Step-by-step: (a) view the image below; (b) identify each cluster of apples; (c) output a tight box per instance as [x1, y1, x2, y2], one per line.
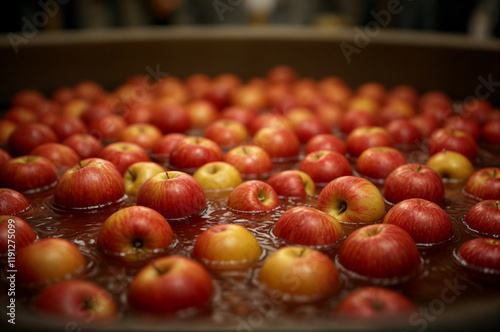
[0, 65, 499, 324]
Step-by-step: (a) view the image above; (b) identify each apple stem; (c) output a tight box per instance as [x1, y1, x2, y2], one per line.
[493, 170, 497, 177]
[165, 172, 170, 179]
[152, 261, 164, 275]
[298, 247, 307, 257]
[416, 165, 422, 172]
[242, 147, 247, 154]
[496, 201, 499, 210]
[82, 297, 93, 311]
[338, 202, 347, 214]
[128, 169, 137, 181]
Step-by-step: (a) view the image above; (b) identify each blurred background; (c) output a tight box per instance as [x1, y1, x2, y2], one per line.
[1, 0, 499, 38]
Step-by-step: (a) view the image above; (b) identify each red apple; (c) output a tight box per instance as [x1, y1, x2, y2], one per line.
[193, 224, 262, 270]
[186, 100, 219, 129]
[425, 150, 475, 181]
[204, 81, 232, 110]
[388, 85, 418, 106]
[464, 200, 500, 237]
[315, 103, 344, 129]
[4, 107, 38, 125]
[62, 133, 104, 159]
[428, 129, 477, 162]
[89, 114, 127, 142]
[151, 133, 187, 164]
[335, 287, 416, 320]
[220, 105, 258, 129]
[0, 189, 30, 215]
[317, 176, 385, 224]
[128, 255, 214, 313]
[50, 115, 87, 141]
[7, 123, 58, 157]
[267, 65, 297, 84]
[184, 73, 212, 99]
[203, 119, 248, 149]
[357, 82, 386, 105]
[249, 113, 293, 136]
[74, 80, 105, 102]
[443, 116, 481, 141]
[123, 105, 154, 124]
[252, 127, 300, 161]
[457, 238, 500, 272]
[51, 86, 75, 105]
[304, 134, 346, 155]
[0, 120, 18, 144]
[461, 98, 493, 125]
[383, 198, 453, 245]
[0, 215, 36, 254]
[99, 142, 150, 176]
[293, 117, 332, 144]
[346, 126, 393, 158]
[61, 99, 90, 118]
[124, 161, 167, 196]
[34, 279, 117, 322]
[0, 148, 12, 167]
[169, 136, 223, 171]
[227, 180, 279, 213]
[98, 206, 174, 263]
[258, 247, 340, 301]
[274, 206, 344, 246]
[137, 171, 206, 220]
[356, 147, 407, 181]
[339, 111, 377, 135]
[223, 145, 274, 179]
[17, 238, 86, 285]
[410, 115, 439, 139]
[118, 124, 163, 151]
[231, 85, 267, 111]
[385, 118, 422, 146]
[377, 99, 415, 126]
[80, 103, 113, 126]
[54, 158, 125, 209]
[384, 164, 445, 205]
[0, 156, 58, 193]
[11, 89, 45, 110]
[420, 100, 453, 126]
[266, 170, 315, 198]
[339, 223, 421, 279]
[482, 119, 500, 145]
[193, 161, 243, 191]
[29, 143, 80, 171]
[347, 96, 379, 114]
[299, 150, 352, 184]
[465, 168, 500, 200]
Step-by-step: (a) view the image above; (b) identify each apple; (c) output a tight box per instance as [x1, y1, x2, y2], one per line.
[203, 119, 248, 149]
[0, 120, 18, 144]
[334, 287, 416, 320]
[383, 198, 453, 245]
[34, 279, 117, 322]
[347, 96, 379, 115]
[356, 147, 407, 181]
[50, 115, 87, 141]
[0, 148, 12, 167]
[410, 114, 439, 139]
[54, 158, 125, 209]
[29, 143, 80, 171]
[193, 224, 262, 270]
[137, 171, 207, 220]
[482, 119, 500, 145]
[315, 103, 344, 129]
[151, 104, 191, 135]
[339, 111, 377, 135]
[184, 73, 212, 99]
[273, 206, 344, 246]
[0, 156, 58, 193]
[285, 108, 315, 126]
[292, 117, 332, 144]
[123, 105, 154, 124]
[169, 136, 223, 171]
[465, 167, 500, 200]
[51, 86, 75, 105]
[128, 255, 214, 314]
[0, 215, 36, 254]
[98, 206, 174, 263]
[17, 238, 86, 285]
[62, 133, 104, 160]
[443, 116, 481, 141]
[227, 180, 279, 213]
[267, 65, 297, 84]
[419, 90, 451, 108]
[377, 99, 415, 126]
[186, 100, 219, 129]
[249, 113, 293, 136]
[89, 114, 127, 142]
[266, 170, 315, 198]
[7, 123, 58, 157]
[118, 123, 163, 150]
[388, 85, 418, 106]
[346, 126, 394, 158]
[61, 99, 91, 118]
[220, 105, 258, 129]
[0, 189, 30, 215]
[425, 150, 475, 181]
[11, 88, 45, 109]
[420, 100, 454, 126]
[258, 247, 340, 301]
[151, 133, 186, 164]
[357, 82, 386, 105]
[252, 127, 300, 161]
[461, 98, 493, 125]
[223, 145, 274, 179]
[464, 200, 500, 237]
[124, 161, 166, 196]
[304, 134, 346, 155]
[99, 142, 151, 176]
[384, 164, 445, 205]
[385, 118, 422, 146]
[74, 80, 105, 102]
[317, 176, 385, 224]
[193, 161, 243, 191]
[80, 103, 113, 126]
[231, 85, 267, 111]
[298, 150, 352, 184]
[338, 223, 421, 279]
[457, 238, 500, 272]
[4, 107, 38, 125]
[204, 81, 233, 110]
[428, 129, 477, 162]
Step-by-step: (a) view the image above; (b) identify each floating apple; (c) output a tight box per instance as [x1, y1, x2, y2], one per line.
[339, 111, 377, 135]
[339, 223, 421, 280]
[384, 164, 445, 205]
[54, 158, 125, 209]
[0, 188, 30, 215]
[193, 224, 262, 270]
[258, 247, 340, 301]
[299, 150, 352, 184]
[273, 206, 344, 246]
[220, 105, 258, 129]
[203, 119, 248, 149]
[0, 156, 58, 193]
[223, 145, 274, 179]
[428, 129, 477, 162]
[252, 127, 300, 161]
[123, 161, 166, 196]
[482, 119, 500, 145]
[89, 114, 126, 142]
[249, 113, 292, 136]
[464, 200, 500, 237]
[169, 136, 223, 171]
[443, 116, 481, 141]
[304, 134, 346, 155]
[193, 161, 243, 191]
[457, 238, 500, 272]
[186, 100, 219, 129]
[29, 143, 80, 171]
[293, 117, 332, 144]
[99, 142, 151, 176]
[317, 176, 385, 224]
[383, 198, 453, 245]
[465, 168, 500, 200]
[151, 105, 191, 134]
[7, 123, 58, 157]
[385, 118, 422, 146]
[118, 123, 163, 151]
[356, 147, 407, 181]
[62, 133, 104, 160]
[137, 171, 207, 220]
[266, 170, 315, 198]
[228, 180, 279, 213]
[425, 150, 474, 182]
[0, 215, 36, 254]
[128, 255, 214, 314]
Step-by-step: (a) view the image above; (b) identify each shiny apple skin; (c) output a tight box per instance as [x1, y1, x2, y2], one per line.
[0, 215, 36, 254]
[465, 168, 500, 200]
[457, 238, 500, 272]
[228, 180, 279, 213]
[266, 170, 315, 198]
[464, 200, 500, 237]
